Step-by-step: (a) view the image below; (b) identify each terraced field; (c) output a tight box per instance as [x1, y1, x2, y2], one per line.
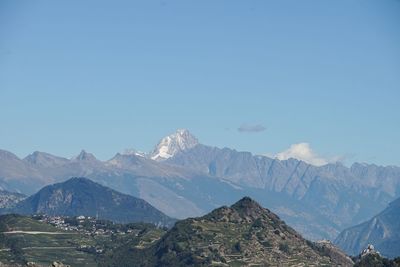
[100, 197, 354, 267]
[0, 214, 165, 266]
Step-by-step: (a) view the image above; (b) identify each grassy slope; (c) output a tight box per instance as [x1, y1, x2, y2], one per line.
[0, 214, 165, 267]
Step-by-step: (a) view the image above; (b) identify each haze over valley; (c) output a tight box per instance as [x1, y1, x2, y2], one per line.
[1, 0, 399, 266]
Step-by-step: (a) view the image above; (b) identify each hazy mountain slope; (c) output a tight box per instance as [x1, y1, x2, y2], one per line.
[101, 197, 353, 267]
[167, 144, 400, 199]
[0, 148, 227, 221]
[6, 177, 176, 227]
[24, 151, 70, 168]
[166, 143, 400, 238]
[5, 147, 206, 194]
[334, 197, 400, 258]
[0, 150, 41, 180]
[24, 150, 113, 185]
[0, 149, 114, 194]
[0, 149, 51, 193]
[106, 152, 200, 179]
[0, 190, 25, 208]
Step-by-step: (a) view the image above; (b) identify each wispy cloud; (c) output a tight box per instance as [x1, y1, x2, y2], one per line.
[237, 124, 266, 133]
[270, 142, 340, 166]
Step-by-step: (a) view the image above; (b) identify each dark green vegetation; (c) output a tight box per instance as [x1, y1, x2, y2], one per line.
[0, 214, 58, 232]
[0, 214, 165, 267]
[353, 253, 400, 267]
[99, 197, 354, 267]
[335, 196, 400, 258]
[2, 177, 175, 227]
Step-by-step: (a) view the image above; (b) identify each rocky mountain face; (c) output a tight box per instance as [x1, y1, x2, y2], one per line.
[4, 177, 175, 227]
[167, 144, 400, 201]
[102, 197, 353, 267]
[150, 129, 199, 161]
[334, 196, 400, 258]
[0, 129, 399, 241]
[0, 190, 25, 208]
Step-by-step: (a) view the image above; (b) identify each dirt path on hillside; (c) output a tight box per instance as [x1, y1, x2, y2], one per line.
[2, 230, 76, 235]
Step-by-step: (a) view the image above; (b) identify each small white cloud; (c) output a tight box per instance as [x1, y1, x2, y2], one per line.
[273, 143, 335, 166]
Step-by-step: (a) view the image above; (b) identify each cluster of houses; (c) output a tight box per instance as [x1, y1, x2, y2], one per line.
[33, 214, 131, 236]
[31, 214, 145, 255]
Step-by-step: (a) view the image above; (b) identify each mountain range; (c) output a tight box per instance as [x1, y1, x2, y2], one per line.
[0, 129, 399, 241]
[0, 197, 356, 267]
[335, 196, 400, 258]
[2, 177, 175, 227]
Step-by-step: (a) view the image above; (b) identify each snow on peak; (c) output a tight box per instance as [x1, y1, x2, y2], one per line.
[150, 129, 199, 161]
[122, 148, 147, 158]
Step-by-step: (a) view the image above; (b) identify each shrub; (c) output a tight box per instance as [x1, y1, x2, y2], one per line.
[232, 241, 242, 253]
[261, 240, 272, 247]
[279, 243, 290, 254]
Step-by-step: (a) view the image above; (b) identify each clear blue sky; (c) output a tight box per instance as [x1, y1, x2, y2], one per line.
[0, 0, 399, 166]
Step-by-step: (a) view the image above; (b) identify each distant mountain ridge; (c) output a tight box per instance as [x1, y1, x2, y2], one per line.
[4, 177, 175, 227]
[24, 151, 70, 168]
[334, 196, 400, 258]
[0, 129, 399, 241]
[166, 143, 400, 238]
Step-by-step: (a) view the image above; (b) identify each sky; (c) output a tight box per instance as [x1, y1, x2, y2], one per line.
[0, 0, 399, 166]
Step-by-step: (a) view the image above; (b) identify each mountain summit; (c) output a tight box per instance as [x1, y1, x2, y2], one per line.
[103, 197, 353, 266]
[7, 177, 175, 227]
[73, 150, 97, 162]
[24, 151, 69, 168]
[150, 129, 199, 161]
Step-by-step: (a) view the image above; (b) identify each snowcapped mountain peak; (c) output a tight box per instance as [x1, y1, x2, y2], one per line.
[150, 129, 199, 161]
